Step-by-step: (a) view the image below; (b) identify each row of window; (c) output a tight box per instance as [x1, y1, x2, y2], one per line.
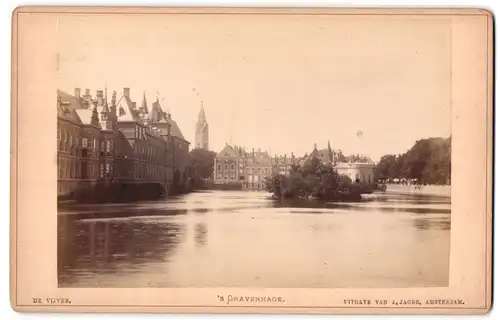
[135, 125, 147, 140]
[216, 164, 235, 171]
[244, 183, 266, 189]
[216, 174, 237, 180]
[99, 163, 113, 178]
[58, 130, 101, 153]
[134, 143, 167, 164]
[130, 162, 168, 181]
[345, 172, 372, 183]
[216, 164, 273, 174]
[58, 158, 99, 180]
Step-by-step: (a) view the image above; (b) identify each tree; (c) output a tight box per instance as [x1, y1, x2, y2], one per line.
[188, 148, 217, 181]
[265, 154, 361, 201]
[374, 136, 451, 185]
[374, 154, 398, 180]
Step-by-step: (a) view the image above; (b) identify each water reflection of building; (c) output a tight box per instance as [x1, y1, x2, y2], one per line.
[194, 223, 208, 246]
[57, 217, 186, 286]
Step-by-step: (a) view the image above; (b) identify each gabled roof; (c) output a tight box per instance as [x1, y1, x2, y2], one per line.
[116, 95, 143, 124]
[318, 149, 332, 161]
[74, 109, 93, 125]
[167, 118, 186, 140]
[57, 90, 85, 124]
[217, 144, 239, 158]
[149, 100, 168, 124]
[148, 99, 187, 141]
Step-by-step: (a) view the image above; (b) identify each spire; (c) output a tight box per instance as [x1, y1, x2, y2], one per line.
[197, 101, 207, 123]
[91, 102, 99, 127]
[314, 143, 317, 150]
[102, 86, 110, 112]
[104, 86, 108, 105]
[141, 91, 149, 114]
[327, 140, 333, 164]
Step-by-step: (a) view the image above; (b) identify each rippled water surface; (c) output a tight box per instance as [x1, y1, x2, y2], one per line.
[58, 190, 450, 288]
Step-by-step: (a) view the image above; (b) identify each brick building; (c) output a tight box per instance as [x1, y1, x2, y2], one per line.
[57, 87, 190, 201]
[213, 144, 240, 185]
[243, 149, 273, 190]
[213, 145, 275, 190]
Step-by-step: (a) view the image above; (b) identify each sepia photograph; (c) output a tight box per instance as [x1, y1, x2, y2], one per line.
[56, 10, 452, 289]
[11, 6, 492, 314]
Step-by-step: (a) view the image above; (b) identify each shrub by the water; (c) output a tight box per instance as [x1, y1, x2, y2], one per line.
[264, 158, 364, 202]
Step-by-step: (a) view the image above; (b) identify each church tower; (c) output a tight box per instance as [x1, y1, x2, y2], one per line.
[195, 101, 209, 150]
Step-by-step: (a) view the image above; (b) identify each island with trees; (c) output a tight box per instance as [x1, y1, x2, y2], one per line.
[263, 157, 369, 201]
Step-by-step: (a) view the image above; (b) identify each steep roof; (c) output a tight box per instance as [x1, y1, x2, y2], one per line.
[318, 149, 332, 161]
[57, 90, 85, 124]
[217, 144, 239, 158]
[74, 109, 93, 125]
[148, 98, 187, 141]
[197, 105, 207, 123]
[116, 95, 143, 123]
[167, 118, 186, 140]
[149, 100, 168, 124]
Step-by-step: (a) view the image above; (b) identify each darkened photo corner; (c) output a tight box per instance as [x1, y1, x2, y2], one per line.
[57, 14, 451, 288]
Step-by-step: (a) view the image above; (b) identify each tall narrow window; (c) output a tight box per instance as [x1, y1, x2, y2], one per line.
[106, 140, 112, 156]
[82, 137, 88, 148]
[100, 164, 104, 178]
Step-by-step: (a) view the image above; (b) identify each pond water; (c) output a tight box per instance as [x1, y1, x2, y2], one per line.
[58, 190, 450, 288]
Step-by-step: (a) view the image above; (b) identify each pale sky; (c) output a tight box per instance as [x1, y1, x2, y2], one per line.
[57, 14, 451, 161]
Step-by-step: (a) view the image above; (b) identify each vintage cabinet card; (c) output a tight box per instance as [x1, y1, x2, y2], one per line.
[10, 6, 492, 314]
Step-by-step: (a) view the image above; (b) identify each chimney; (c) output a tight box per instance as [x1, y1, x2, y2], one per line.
[96, 90, 104, 105]
[84, 88, 90, 97]
[74, 88, 81, 99]
[123, 87, 130, 98]
[111, 90, 117, 105]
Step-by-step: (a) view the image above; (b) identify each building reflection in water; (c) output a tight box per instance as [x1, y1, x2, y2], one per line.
[413, 217, 451, 230]
[58, 213, 185, 287]
[194, 223, 208, 246]
[57, 191, 450, 288]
